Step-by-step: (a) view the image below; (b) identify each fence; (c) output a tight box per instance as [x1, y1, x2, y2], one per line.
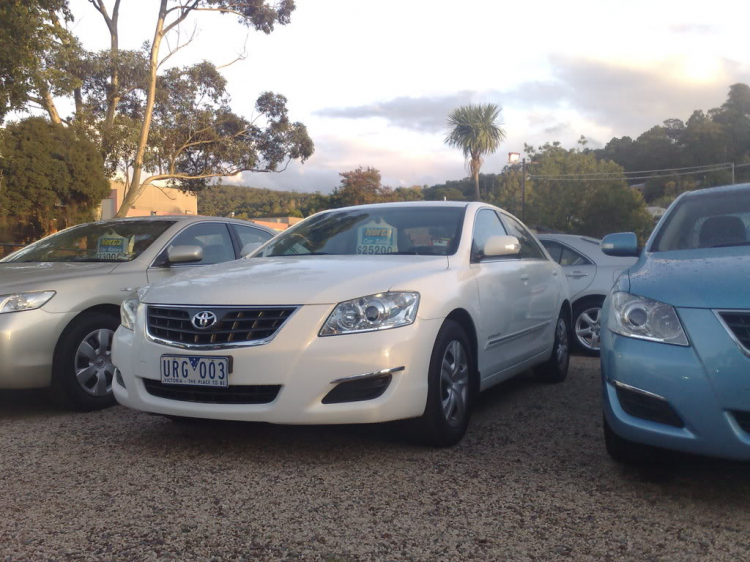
[0, 243, 24, 259]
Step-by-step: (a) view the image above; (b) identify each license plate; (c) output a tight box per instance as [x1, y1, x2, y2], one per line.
[160, 355, 230, 387]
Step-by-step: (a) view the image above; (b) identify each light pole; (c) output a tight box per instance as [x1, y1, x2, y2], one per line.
[508, 152, 526, 222]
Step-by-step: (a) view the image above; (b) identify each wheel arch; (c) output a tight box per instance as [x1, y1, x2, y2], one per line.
[53, 304, 121, 358]
[444, 308, 480, 392]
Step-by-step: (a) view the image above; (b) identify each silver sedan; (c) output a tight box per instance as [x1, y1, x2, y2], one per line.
[538, 234, 637, 355]
[0, 216, 274, 409]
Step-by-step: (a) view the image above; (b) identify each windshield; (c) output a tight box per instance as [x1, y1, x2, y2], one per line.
[3, 220, 175, 263]
[259, 206, 466, 257]
[651, 189, 750, 252]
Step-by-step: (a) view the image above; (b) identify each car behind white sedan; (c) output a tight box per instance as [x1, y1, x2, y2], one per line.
[113, 202, 571, 445]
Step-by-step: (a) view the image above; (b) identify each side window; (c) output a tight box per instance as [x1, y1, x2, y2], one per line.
[158, 222, 235, 266]
[559, 246, 591, 266]
[540, 240, 563, 263]
[472, 209, 508, 261]
[501, 215, 545, 260]
[233, 224, 273, 254]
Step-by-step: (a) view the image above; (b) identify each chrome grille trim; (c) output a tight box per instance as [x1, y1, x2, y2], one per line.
[145, 304, 299, 350]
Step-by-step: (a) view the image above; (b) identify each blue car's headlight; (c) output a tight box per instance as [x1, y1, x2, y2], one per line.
[608, 292, 689, 346]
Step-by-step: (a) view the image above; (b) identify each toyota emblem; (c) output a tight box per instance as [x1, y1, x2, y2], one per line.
[192, 311, 218, 329]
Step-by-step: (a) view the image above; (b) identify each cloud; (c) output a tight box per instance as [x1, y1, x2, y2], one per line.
[315, 91, 479, 134]
[669, 23, 717, 35]
[314, 56, 749, 140]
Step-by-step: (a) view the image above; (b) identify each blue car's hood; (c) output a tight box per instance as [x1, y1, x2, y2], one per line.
[628, 248, 750, 309]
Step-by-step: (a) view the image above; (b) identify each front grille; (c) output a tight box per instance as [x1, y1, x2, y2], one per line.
[717, 311, 750, 354]
[732, 411, 750, 433]
[143, 379, 281, 404]
[147, 305, 297, 347]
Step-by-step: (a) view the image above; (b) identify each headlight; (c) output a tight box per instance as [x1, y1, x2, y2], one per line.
[608, 292, 688, 346]
[320, 292, 420, 336]
[120, 286, 149, 331]
[0, 291, 56, 314]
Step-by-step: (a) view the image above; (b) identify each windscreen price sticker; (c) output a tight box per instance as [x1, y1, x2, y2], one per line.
[357, 221, 398, 254]
[96, 233, 134, 260]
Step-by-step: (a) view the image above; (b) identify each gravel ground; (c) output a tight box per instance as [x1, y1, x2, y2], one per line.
[1, 356, 749, 562]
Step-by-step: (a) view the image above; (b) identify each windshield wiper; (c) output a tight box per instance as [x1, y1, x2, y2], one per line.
[272, 252, 330, 256]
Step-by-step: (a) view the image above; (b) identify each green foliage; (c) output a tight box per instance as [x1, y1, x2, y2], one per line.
[445, 103, 506, 201]
[595, 83, 750, 199]
[0, 117, 109, 242]
[0, 0, 77, 121]
[526, 143, 652, 240]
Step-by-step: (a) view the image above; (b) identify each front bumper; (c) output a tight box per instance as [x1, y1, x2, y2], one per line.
[601, 307, 750, 461]
[0, 308, 75, 389]
[112, 303, 442, 424]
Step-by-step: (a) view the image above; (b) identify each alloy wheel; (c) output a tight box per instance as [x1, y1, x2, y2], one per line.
[74, 329, 115, 397]
[440, 340, 469, 428]
[575, 306, 601, 351]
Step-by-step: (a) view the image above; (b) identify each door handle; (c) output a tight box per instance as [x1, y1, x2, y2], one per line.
[520, 274, 530, 282]
[566, 271, 589, 279]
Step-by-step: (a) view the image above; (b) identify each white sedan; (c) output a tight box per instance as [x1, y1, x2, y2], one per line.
[113, 202, 571, 446]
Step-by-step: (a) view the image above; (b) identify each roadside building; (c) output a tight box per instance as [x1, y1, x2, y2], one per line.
[249, 216, 304, 232]
[99, 181, 197, 219]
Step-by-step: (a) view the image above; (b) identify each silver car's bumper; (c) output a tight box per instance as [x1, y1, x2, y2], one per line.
[0, 309, 76, 389]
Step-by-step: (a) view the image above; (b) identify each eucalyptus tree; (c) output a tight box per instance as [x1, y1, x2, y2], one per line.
[445, 103, 506, 201]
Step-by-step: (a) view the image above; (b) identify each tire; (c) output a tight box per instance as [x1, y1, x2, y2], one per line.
[410, 320, 474, 447]
[572, 297, 605, 356]
[534, 309, 570, 384]
[49, 312, 120, 411]
[603, 415, 658, 464]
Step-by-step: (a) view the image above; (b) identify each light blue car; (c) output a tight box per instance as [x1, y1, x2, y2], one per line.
[600, 183, 750, 462]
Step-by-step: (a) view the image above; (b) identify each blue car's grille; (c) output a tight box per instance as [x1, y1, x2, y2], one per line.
[717, 311, 750, 353]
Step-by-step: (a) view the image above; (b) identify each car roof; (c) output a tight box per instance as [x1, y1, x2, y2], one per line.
[321, 201, 470, 214]
[678, 182, 750, 201]
[85, 215, 275, 233]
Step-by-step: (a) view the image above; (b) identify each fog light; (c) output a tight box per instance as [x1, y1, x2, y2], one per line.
[115, 369, 126, 389]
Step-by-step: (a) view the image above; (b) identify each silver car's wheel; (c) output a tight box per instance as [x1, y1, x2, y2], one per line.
[575, 306, 602, 352]
[440, 340, 470, 428]
[74, 328, 115, 397]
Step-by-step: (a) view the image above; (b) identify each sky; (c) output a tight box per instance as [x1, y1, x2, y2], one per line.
[65, 0, 750, 193]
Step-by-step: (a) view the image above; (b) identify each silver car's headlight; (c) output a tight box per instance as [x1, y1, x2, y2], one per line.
[121, 286, 149, 331]
[320, 292, 420, 336]
[608, 292, 688, 346]
[0, 291, 56, 314]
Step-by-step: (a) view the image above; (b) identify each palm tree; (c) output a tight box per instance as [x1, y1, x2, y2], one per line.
[445, 104, 506, 201]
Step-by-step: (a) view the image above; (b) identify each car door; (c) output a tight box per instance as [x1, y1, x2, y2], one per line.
[147, 221, 237, 284]
[470, 208, 531, 381]
[540, 239, 596, 298]
[500, 215, 559, 358]
[231, 223, 274, 256]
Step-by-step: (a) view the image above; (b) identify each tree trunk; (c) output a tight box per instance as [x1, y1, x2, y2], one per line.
[473, 171, 480, 201]
[115, 0, 168, 218]
[104, 5, 120, 132]
[42, 89, 62, 125]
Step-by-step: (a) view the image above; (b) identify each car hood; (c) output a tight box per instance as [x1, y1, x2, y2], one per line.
[0, 262, 119, 292]
[629, 248, 750, 309]
[143, 255, 449, 305]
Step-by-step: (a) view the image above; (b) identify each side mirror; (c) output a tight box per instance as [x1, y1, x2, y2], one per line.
[240, 242, 262, 258]
[166, 245, 203, 264]
[484, 235, 521, 258]
[601, 232, 639, 257]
